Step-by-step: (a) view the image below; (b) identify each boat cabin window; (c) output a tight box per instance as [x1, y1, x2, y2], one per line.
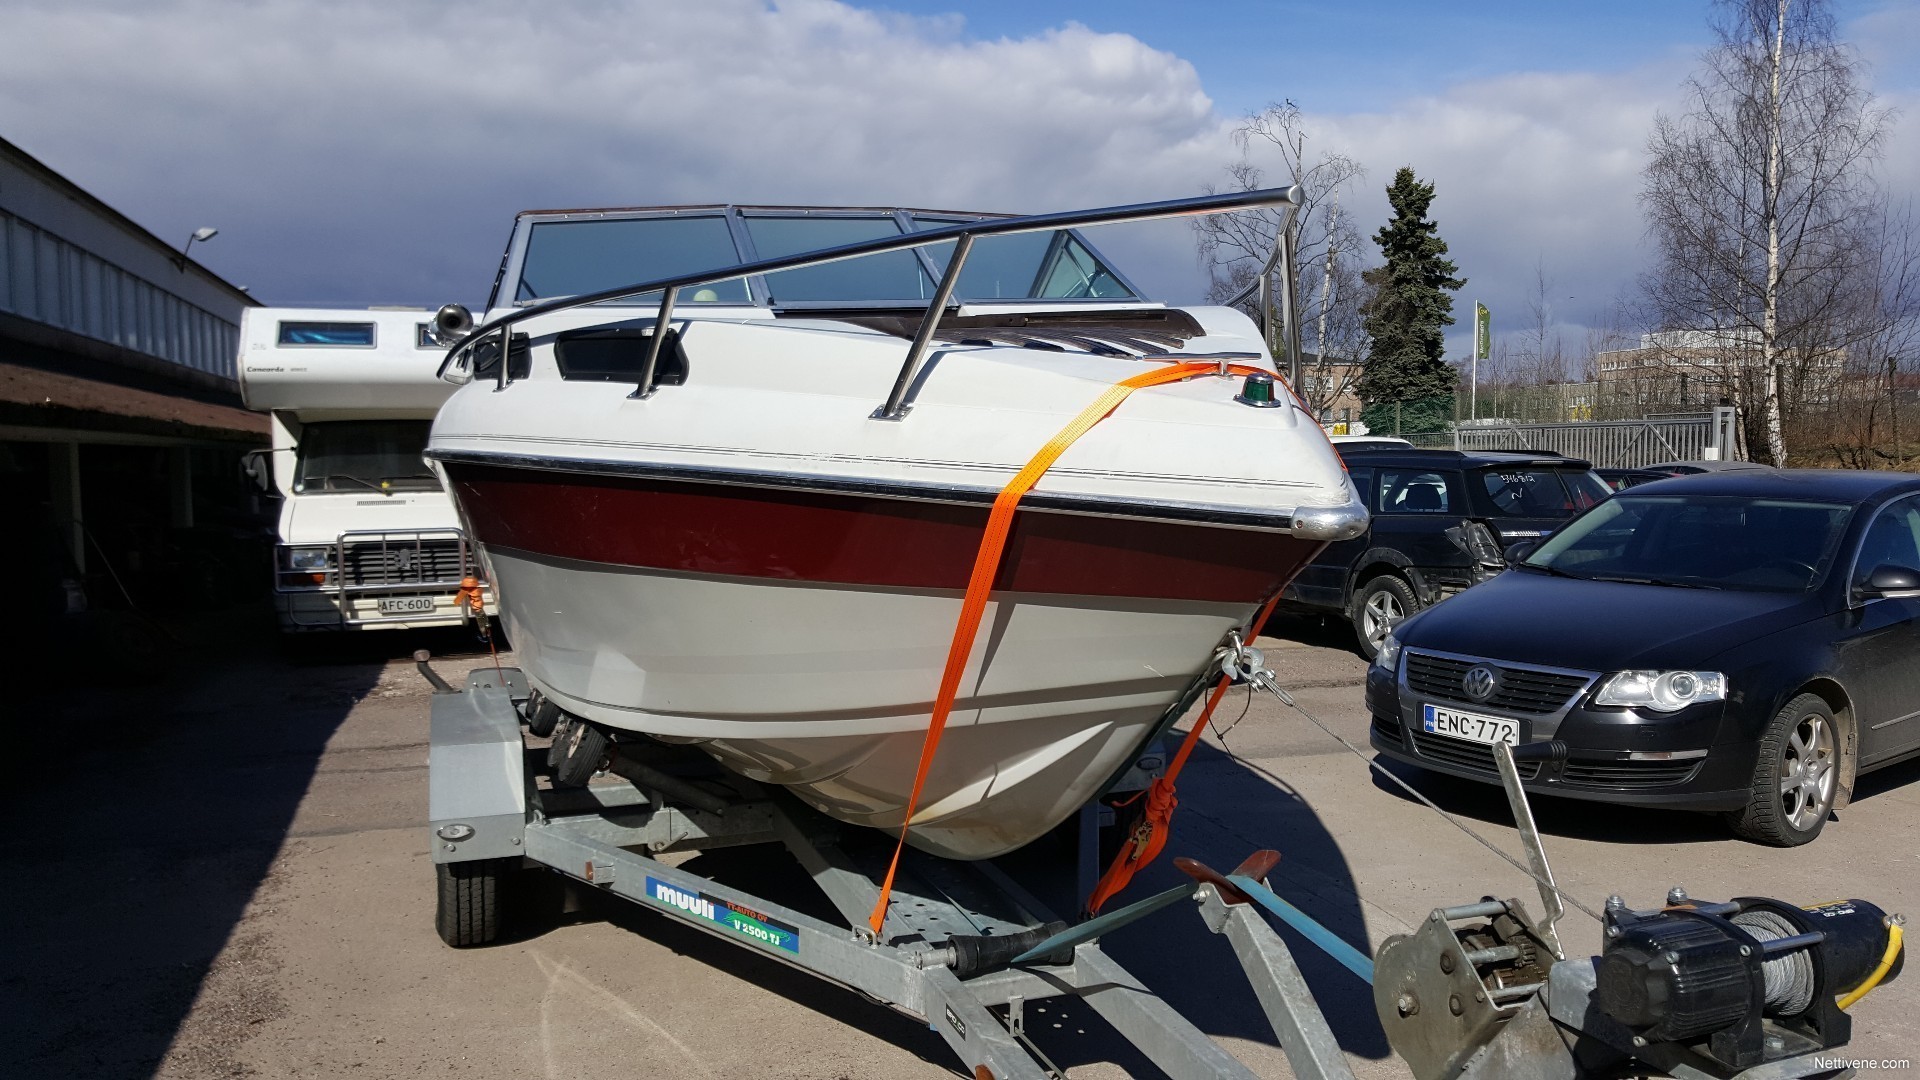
[278, 321, 376, 347]
[516, 216, 751, 305]
[293, 419, 441, 494]
[552, 328, 687, 385]
[914, 221, 1135, 301]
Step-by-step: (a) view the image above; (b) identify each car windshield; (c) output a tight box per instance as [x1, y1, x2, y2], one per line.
[293, 420, 440, 494]
[1523, 494, 1854, 592]
[511, 210, 1136, 307]
[1476, 467, 1611, 516]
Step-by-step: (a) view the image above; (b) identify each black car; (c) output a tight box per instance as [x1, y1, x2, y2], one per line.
[1284, 449, 1611, 657]
[1595, 467, 1670, 491]
[1366, 469, 1920, 846]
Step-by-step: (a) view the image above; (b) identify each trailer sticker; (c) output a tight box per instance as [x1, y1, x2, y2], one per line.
[645, 876, 800, 954]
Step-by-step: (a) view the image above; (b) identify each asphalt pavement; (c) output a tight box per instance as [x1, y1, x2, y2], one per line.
[4, 612, 1915, 1078]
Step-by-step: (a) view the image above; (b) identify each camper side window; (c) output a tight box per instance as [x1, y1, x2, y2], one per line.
[278, 322, 375, 346]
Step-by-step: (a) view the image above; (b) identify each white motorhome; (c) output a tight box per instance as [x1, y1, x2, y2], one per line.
[239, 307, 493, 630]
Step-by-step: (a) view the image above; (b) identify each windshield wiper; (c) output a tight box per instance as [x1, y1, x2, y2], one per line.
[380, 472, 440, 483]
[302, 473, 386, 494]
[1517, 562, 1587, 580]
[1588, 574, 1722, 590]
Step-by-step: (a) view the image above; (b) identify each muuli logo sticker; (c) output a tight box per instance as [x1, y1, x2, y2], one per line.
[645, 876, 800, 954]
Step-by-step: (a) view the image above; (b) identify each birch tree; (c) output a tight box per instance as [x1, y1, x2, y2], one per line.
[1194, 101, 1370, 418]
[1640, 0, 1891, 464]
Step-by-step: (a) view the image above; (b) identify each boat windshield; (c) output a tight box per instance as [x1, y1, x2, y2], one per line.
[1522, 495, 1854, 592]
[294, 419, 442, 494]
[511, 209, 1137, 307]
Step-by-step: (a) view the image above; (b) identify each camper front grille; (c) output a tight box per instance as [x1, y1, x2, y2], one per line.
[340, 538, 475, 587]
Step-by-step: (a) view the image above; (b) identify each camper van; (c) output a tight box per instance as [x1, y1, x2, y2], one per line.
[238, 308, 492, 631]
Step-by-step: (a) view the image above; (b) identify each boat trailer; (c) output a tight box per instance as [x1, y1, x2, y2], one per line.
[426, 658, 1901, 1080]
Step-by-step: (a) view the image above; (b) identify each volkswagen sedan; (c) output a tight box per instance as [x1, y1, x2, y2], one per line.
[1366, 469, 1920, 845]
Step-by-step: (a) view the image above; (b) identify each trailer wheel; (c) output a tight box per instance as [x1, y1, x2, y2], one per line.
[436, 858, 513, 947]
[525, 692, 562, 738]
[551, 718, 610, 788]
[546, 713, 573, 768]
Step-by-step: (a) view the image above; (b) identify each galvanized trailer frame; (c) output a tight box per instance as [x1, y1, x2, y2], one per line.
[427, 664, 1368, 1080]
[427, 663, 1863, 1080]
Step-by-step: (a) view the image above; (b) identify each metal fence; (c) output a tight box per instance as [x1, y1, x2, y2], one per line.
[1399, 407, 1740, 468]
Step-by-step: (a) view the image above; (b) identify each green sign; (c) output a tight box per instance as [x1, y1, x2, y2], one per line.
[1474, 303, 1491, 361]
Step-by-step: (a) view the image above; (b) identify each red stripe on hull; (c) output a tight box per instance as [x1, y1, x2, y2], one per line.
[445, 462, 1319, 604]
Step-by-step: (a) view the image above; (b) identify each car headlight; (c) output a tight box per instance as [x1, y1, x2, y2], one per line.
[1593, 670, 1727, 712]
[1374, 632, 1403, 672]
[287, 546, 333, 571]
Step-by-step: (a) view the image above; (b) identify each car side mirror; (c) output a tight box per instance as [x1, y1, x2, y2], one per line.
[1504, 541, 1538, 564]
[1862, 563, 1920, 599]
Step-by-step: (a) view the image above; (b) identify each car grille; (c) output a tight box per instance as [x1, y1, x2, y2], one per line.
[1408, 731, 1540, 780]
[1561, 759, 1702, 789]
[341, 539, 475, 587]
[1405, 653, 1590, 715]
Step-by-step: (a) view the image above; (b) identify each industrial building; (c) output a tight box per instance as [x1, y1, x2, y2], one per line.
[0, 134, 264, 660]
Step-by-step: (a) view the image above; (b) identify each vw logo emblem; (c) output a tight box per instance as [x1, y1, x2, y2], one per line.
[1462, 665, 1499, 702]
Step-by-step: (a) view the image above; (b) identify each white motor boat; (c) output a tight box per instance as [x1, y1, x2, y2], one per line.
[426, 190, 1366, 859]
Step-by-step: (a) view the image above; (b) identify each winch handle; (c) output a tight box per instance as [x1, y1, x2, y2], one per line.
[1494, 740, 1567, 959]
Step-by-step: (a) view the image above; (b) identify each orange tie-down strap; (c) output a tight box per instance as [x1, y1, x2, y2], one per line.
[1084, 591, 1279, 915]
[868, 359, 1270, 937]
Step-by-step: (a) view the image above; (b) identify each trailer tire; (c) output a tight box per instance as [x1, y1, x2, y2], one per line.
[436, 858, 512, 947]
[551, 718, 610, 788]
[525, 692, 562, 738]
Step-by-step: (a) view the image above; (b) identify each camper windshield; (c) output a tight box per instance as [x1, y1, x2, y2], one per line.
[510, 209, 1136, 307]
[293, 420, 441, 494]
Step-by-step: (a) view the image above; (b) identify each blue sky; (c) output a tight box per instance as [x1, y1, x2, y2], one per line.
[3, 0, 1916, 364]
[874, 0, 1726, 116]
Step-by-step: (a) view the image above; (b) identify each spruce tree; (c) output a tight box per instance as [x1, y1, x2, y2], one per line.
[1356, 167, 1464, 435]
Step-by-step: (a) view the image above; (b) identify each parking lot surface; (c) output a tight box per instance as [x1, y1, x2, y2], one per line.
[5, 615, 1916, 1078]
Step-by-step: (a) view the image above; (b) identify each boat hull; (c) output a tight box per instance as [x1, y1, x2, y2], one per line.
[446, 460, 1320, 859]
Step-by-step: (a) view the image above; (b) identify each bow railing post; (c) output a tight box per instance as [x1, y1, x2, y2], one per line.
[874, 232, 975, 421]
[631, 285, 680, 400]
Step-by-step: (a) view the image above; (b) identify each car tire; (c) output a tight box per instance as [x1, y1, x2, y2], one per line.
[1351, 574, 1419, 660]
[1725, 693, 1844, 847]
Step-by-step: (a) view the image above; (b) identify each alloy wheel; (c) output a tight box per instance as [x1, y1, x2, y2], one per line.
[1362, 591, 1404, 649]
[1779, 713, 1836, 832]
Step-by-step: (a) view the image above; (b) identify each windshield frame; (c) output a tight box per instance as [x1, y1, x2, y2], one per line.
[292, 419, 442, 495]
[1520, 493, 1857, 594]
[493, 205, 1143, 312]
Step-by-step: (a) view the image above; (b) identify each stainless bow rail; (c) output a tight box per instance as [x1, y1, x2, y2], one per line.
[437, 187, 1306, 417]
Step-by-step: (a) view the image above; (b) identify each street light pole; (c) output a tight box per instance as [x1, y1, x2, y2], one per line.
[175, 226, 219, 270]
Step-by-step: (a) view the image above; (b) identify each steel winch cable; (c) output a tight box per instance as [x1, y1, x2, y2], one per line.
[1244, 670, 1608, 926]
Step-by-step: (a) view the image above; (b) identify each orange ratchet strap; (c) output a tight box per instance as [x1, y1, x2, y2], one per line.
[867, 359, 1267, 937]
[1084, 591, 1279, 915]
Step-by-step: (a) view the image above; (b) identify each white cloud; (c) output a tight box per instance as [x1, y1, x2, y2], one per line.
[2, 0, 1911, 368]
[0, 0, 1231, 306]
[1295, 61, 1695, 359]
